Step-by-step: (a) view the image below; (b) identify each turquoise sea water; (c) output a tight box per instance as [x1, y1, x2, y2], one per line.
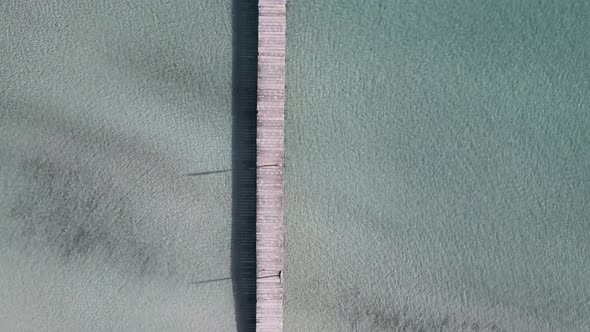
[286, 1, 590, 331]
[1, 1, 236, 330]
[2, 0, 590, 331]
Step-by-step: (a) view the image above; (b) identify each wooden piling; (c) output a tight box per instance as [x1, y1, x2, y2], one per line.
[256, 0, 286, 331]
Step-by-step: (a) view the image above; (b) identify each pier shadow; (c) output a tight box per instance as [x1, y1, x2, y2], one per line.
[231, 0, 258, 331]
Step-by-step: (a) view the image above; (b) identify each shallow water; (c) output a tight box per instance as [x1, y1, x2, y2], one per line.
[1, 1, 236, 330]
[2, 1, 590, 331]
[285, 1, 590, 331]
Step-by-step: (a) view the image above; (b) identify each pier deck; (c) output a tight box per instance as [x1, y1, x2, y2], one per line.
[256, 0, 286, 331]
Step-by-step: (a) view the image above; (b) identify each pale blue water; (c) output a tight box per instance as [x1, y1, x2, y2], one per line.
[285, 1, 590, 331]
[1, 1, 236, 331]
[2, 0, 590, 331]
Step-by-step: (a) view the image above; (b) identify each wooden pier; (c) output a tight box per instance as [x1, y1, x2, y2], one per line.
[256, 0, 286, 331]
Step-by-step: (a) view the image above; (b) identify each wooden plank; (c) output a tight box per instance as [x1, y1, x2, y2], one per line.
[256, 0, 286, 331]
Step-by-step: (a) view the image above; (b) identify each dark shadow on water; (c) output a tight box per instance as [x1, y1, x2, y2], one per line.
[191, 277, 232, 285]
[186, 169, 232, 176]
[231, 0, 258, 331]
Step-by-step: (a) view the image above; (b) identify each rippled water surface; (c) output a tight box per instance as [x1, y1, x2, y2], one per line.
[285, 1, 590, 331]
[2, 1, 590, 331]
[1, 1, 236, 330]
